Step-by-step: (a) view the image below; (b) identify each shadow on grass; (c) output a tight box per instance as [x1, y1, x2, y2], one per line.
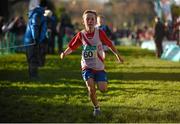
[0, 98, 93, 123]
[107, 86, 180, 98]
[0, 83, 87, 97]
[0, 81, 92, 123]
[0, 69, 82, 83]
[0, 93, 179, 123]
[0, 68, 180, 82]
[108, 72, 180, 81]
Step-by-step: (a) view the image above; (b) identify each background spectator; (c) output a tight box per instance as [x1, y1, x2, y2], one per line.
[24, 0, 47, 79]
[154, 17, 165, 58]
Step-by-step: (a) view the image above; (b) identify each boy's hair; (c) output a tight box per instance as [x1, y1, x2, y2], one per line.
[97, 15, 105, 19]
[82, 10, 97, 18]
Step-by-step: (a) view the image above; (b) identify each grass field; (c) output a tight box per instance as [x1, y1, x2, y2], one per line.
[0, 46, 180, 123]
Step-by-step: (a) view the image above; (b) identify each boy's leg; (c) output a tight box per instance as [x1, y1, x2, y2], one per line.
[82, 69, 101, 116]
[38, 42, 47, 67]
[97, 81, 107, 92]
[96, 71, 108, 92]
[26, 45, 39, 79]
[85, 78, 99, 107]
[85, 78, 101, 116]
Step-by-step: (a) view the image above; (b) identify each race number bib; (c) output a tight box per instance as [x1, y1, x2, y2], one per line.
[82, 46, 97, 59]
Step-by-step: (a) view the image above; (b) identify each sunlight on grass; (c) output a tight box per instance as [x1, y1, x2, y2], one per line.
[0, 46, 180, 122]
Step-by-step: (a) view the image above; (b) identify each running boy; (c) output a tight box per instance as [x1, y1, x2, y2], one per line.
[60, 10, 124, 116]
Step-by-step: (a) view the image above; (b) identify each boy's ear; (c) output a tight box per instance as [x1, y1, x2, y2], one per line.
[82, 19, 85, 25]
[95, 19, 97, 25]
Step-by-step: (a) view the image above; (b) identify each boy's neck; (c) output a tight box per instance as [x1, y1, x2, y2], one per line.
[86, 28, 95, 33]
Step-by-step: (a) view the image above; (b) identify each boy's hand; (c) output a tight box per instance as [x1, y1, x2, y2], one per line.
[116, 54, 124, 63]
[60, 52, 64, 59]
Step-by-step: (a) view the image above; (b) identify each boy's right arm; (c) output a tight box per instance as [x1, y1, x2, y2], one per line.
[60, 47, 72, 59]
[60, 32, 82, 59]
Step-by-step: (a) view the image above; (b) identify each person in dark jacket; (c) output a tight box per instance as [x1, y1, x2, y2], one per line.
[0, 16, 4, 41]
[97, 15, 113, 51]
[154, 17, 165, 58]
[24, 0, 47, 79]
[97, 15, 112, 39]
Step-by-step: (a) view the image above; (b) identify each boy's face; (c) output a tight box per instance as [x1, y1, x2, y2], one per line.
[83, 13, 97, 31]
[97, 17, 104, 25]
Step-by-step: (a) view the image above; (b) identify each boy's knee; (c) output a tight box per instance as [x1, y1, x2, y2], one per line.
[99, 87, 107, 93]
[98, 81, 107, 93]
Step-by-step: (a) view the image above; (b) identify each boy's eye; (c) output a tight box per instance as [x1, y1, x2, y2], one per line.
[86, 18, 94, 21]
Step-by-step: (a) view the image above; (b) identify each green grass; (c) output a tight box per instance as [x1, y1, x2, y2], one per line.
[0, 46, 180, 123]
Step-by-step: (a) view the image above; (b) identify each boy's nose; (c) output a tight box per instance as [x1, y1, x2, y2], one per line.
[89, 19, 93, 23]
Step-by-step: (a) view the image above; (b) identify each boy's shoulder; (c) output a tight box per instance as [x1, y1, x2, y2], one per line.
[74, 31, 83, 39]
[80, 29, 87, 34]
[81, 27, 100, 33]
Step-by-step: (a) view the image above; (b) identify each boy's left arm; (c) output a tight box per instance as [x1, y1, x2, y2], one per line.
[99, 30, 124, 63]
[108, 45, 124, 63]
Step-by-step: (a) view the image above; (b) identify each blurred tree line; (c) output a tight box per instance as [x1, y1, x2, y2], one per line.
[52, 0, 156, 30]
[0, 0, 179, 29]
[172, 4, 180, 19]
